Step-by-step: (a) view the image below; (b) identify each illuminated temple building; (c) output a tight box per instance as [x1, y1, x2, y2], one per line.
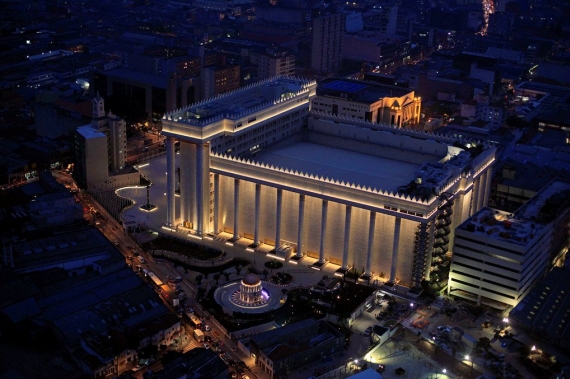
[161, 76, 495, 291]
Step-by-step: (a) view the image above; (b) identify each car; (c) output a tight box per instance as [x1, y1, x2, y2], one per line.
[127, 256, 134, 261]
[204, 336, 213, 342]
[95, 221, 101, 226]
[174, 276, 183, 282]
[377, 364, 386, 373]
[113, 241, 120, 246]
[203, 343, 210, 349]
[203, 324, 211, 331]
[242, 376, 250, 379]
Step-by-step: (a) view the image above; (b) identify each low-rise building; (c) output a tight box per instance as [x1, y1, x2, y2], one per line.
[249, 318, 344, 379]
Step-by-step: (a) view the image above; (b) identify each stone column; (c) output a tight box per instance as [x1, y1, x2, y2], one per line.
[476, 172, 487, 211]
[275, 189, 283, 249]
[233, 178, 240, 240]
[365, 211, 376, 276]
[473, 177, 482, 214]
[319, 200, 328, 264]
[179, 142, 194, 225]
[482, 168, 492, 208]
[389, 217, 401, 283]
[341, 205, 352, 270]
[296, 194, 305, 257]
[166, 136, 175, 226]
[196, 143, 205, 234]
[254, 183, 261, 245]
[213, 174, 219, 233]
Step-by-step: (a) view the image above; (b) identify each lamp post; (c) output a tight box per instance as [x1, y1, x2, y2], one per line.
[465, 355, 473, 375]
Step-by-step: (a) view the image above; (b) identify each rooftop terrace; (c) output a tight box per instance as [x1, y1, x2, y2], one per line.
[164, 76, 315, 126]
[459, 180, 570, 245]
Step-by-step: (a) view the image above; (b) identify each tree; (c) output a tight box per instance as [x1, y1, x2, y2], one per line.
[477, 337, 491, 351]
[262, 269, 269, 279]
[518, 345, 530, 359]
[505, 115, 527, 129]
[223, 271, 230, 281]
[235, 265, 242, 275]
[213, 274, 220, 285]
[195, 274, 203, 286]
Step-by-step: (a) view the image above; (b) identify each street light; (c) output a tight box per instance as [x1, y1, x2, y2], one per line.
[465, 355, 473, 374]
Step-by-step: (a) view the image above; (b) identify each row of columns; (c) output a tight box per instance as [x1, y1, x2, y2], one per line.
[471, 168, 491, 216]
[165, 147, 409, 281]
[168, 140, 210, 234]
[166, 147, 408, 282]
[225, 179, 403, 279]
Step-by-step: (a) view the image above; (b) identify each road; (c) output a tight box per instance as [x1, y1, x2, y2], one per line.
[54, 172, 261, 378]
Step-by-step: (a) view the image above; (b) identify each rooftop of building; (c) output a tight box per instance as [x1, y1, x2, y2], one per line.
[164, 76, 315, 126]
[495, 158, 570, 193]
[76, 125, 106, 139]
[458, 180, 570, 245]
[316, 78, 415, 104]
[515, 81, 570, 99]
[510, 266, 570, 341]
[11, 226, 122, 272]
[254, 141, 438, 194]
[252, 319, 343, 362]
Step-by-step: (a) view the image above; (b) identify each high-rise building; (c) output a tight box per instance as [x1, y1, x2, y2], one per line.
[448, 180, 570, 309]
[74, 125, 108, 190]
[161, 76, 495, 291]
[257, 47, 296, 80]
[200, 64, 241, 99]
[74, 94, 137, 191]
[90, 94, 127, 173]
[311, 12, 345, 74]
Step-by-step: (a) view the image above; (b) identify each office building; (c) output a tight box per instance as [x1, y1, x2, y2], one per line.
[74, 94, 139, 191]
[509, 266, 570, 349]
[257, 47, 296, 80]
[201, 64, 241, 99]
[74, 125, 108, 190]
[161, 76, 495, 290]
[311, 12, 345, 74]
[90, 93, 127, 174]
[311, 78, 421, 127]
[448, 180, 570, 309]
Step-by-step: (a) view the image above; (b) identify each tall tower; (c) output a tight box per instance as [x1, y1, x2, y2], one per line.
[90, 93, 127, 174]
[311, 12, 345, 75]
[92, 91, 105, 119]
